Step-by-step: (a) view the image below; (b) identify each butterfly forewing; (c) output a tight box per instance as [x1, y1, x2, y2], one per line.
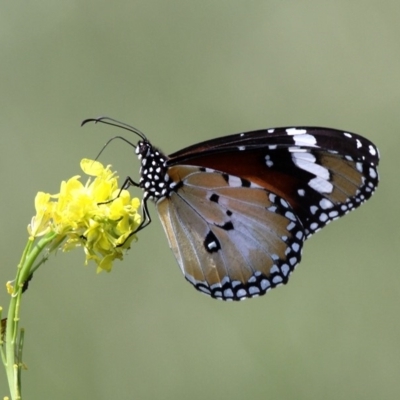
[169, 127, 378, 164]
[168, 127, 379, 237]
[157, 166, 304, 300]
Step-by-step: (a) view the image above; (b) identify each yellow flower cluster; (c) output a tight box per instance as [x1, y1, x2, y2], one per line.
[27, 159, 141, 272]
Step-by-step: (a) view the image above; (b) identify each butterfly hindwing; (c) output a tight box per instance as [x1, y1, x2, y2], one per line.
[157, 166, 305, 300]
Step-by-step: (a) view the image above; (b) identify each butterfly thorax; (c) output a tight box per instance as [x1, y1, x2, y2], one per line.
[136, 141, 176, 202]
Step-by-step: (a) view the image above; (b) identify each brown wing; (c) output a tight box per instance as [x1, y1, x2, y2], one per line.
[157, 166, 304, 300]
[168, 127, 379, 237]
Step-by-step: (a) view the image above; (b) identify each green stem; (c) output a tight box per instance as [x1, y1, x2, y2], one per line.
[3, 231, 58, 400]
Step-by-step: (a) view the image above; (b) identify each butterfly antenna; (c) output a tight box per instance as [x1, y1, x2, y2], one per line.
[95, 135, 137, 161]
[81, 116, 148, 141]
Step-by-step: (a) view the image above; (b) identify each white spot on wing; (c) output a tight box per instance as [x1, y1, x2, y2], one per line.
[286, 222, 296, 231]
[294, 134, 317, 146]
[210, 282, 222, 291]
[292, 242, 300, 252]
[269, 193, 276, 202]
[228, 176, 242, 187]
[369, 144, 377, 156]
[220, 276, 230, 286]
[319, 213, 328, 222]
[285, 211, 296, 221]
[208, 241, 217, 250]
[280, 198, 289, 208]
[281, 264, 291, 276]
[292, 152, 316, 162]
[310, 205, 318, 214]
[286, 128, 307, 135]
[198, 286, 211, 295]
[308, 177, 333, 193]
[320, 198, 334, 209]
[265, 155, 274, 167]
[270, 265, 279, 274]
[292, 152, 329, 179]
[261, 280, 271, 290]
[224, 289, 234, 298]
[356, 139, 362, 148]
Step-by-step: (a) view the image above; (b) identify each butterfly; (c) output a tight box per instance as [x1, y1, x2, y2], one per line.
[82, 118, 380, 301]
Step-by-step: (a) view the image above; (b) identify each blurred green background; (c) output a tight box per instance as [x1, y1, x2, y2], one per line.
[1, 1, 399, 399]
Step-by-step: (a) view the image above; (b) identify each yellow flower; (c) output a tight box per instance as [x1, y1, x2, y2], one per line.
[28, 192, 54, 238]
[27, 159, 141, 272]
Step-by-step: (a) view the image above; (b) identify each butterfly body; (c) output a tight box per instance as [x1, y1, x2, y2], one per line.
[84, 119, 379, 301]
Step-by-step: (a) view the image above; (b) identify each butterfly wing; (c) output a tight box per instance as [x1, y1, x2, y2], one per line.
[168, 127, 379, 237]
[157, 166, 305, 300]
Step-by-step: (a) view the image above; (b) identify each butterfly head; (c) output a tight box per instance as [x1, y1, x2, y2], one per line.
[81, 117, 178, 203]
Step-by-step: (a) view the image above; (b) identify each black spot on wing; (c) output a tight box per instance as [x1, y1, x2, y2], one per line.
[209, 193, 220, 203]
[217, 221, 234, 231]
[204, 231, 221, 253]
[241, 178, 251, 187]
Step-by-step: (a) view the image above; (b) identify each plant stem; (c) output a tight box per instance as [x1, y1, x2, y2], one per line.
[3, 232, 58, 400]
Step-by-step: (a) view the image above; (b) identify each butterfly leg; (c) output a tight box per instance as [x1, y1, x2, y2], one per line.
[119, 176, 152, 235]
[134, 196, 152, 233]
